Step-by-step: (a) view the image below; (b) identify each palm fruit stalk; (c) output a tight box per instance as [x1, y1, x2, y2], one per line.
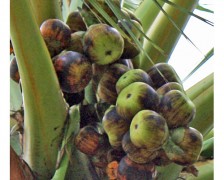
[187, 73, 214, 136]
[11, 0, 69, 178]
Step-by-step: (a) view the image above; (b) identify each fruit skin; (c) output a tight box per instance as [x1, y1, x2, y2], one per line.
[122, 131, 158, 164]
[53, 51, 92, 93]
[156, 82, 184, 96]
[40, 19, 71, 57]
[66, 10, 87, 33]
[74, 125, 103, 156]
[118, 19, 143, 59]
[83, 24, 124, 65]
[159, 90, 196, 128]
[117, 156, 157, 180]
[66, 31, 85, 54]
[116, 82, 160, 121]
[10, 57, 20, 83]
[97, 63, 130, 104]
[102, 105, 130, 149]
[116, 69, 153, 94]
[147, 63, 182, 89]
[163, 127, 203, 166]
[130, 110, 169, 151]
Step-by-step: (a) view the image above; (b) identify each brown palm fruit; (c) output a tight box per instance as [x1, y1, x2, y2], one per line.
[63, 90, 84, 106]
[116, 82, 160, 121]
[122, 131, 158, 164]
[66, 10, 87, 33]
[163, 127, 203, 166]
[66, 31, 85, 54]
[40, 19, 71, 57]
[83, 24, 124, 65]
[159, 90, 196, 128]
[117, 156, 157, 180]
[116, 69, 153, 94]
[74, 125, 104, 156]
[102, 105, 130, 149]
[10, 40, 14, 55]
[53, 51, 92, 93]
[97, 63, 130, 104]
[130, 110, 169, 151]
[10, 57, 20, 83]
[156, 82, 185, 96]
[147, 63, 182, 89]
[118, 19, 143, 59]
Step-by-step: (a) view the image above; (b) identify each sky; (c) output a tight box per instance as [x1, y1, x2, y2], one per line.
[168, 0, 214, 90]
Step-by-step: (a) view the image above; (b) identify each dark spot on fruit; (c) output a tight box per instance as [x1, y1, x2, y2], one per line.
[54, 126, 59, 131]
[189, 131, 199, 143]
[127, 93, 131, 98]
[105, 50, 112, 56]
[123, 76, 127, 79]
[135, 124, 138, 129]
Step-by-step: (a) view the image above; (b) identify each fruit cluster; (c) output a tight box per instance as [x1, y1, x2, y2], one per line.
[10, 1, 203, 179]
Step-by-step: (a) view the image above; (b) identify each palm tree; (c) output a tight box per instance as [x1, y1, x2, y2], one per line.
[10, 0, 213, 179]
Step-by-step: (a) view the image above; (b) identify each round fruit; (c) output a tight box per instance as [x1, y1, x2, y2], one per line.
[102, 105, 130, 149]
[66, 31, 85, 54]
[53, 51, 92, 93]
[117, 156, 157, 180]
[130, 110, 169, 151]
[122, 131, 158, 164]
[163, 127, 203, 165]
[83, 24, 124, 65]
[66, 10, 87, 33]
[147, 63, 182, 89]
[116, 82, 160, 121]
[40, 19, 71, 57]
[159, 90, 196, 128]
[74, 125, 103, 156]
[116, 69, 153, 94]
[156, 82, 184, 96]
[97, 63, 130, 104]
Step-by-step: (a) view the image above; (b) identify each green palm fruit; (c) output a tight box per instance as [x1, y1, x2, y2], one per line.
[74, 125, 103, 156]
[163, 127, 203, 166]
[116, 82, 160, 121]
[117, 156, 157, 180]
[156, 82, 185, 96]
[40, 19, 71, 57]
[116, 69, 153, 94]
[159, 90, 196, 128]
[122, 131, 158, 164]
[130, 110, 169, 151]
[53, 51, 92, 93]
[66, 10, 87, 33]
[66, 31, 85, 54]
[97, 63, 130, 104]
[63, 90, 84, 106]
[147, 63, 182, 89]
[83, 24, 124, 65]
[10, 57, 20, 83]
[102, 105, 130, 149]
[118, 19, 143, 59]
